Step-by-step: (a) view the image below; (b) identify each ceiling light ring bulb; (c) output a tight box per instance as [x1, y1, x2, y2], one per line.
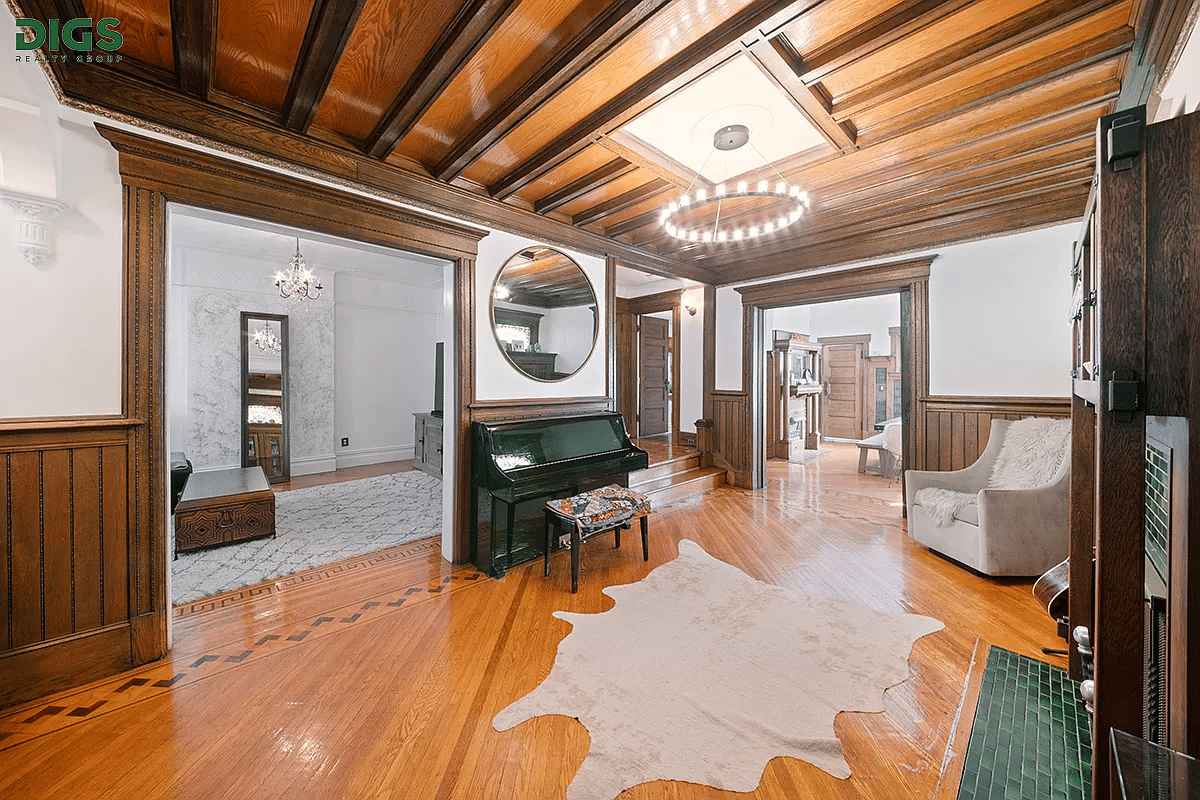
[757, 180, 768, 193]
[736, 180, 747, 194]
[775, 181, 786, 194]
[715, 183, 726, 196]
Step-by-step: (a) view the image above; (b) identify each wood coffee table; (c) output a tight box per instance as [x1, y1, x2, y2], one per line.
[174, 466, 276, 556]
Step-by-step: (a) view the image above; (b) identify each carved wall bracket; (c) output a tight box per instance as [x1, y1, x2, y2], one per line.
[1, 189, 67, 266]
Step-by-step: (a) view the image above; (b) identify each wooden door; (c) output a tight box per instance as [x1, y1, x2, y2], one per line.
[820, 336, 868, 439]
[638, 316, 669, 436]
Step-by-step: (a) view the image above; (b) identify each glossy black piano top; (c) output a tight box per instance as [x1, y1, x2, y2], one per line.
[471, 412, 648, 577]
[481, 414, 633, 474]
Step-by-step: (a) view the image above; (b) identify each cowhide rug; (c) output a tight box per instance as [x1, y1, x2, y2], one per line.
[494, 540, 943, 799]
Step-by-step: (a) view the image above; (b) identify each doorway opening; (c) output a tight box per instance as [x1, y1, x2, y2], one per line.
[614, 266, 701, 447]
[165, 204, 452, 607]
[762, 294, 904, 481]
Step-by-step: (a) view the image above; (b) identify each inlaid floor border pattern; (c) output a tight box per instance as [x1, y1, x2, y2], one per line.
[172, 536, 442, 618]
[0, 555, 488, 751]
[956, 646, 1092, 800]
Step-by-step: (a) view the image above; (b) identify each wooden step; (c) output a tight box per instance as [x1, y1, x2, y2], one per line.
[628, 453, 701, 487]
[642, 467, 726, 507]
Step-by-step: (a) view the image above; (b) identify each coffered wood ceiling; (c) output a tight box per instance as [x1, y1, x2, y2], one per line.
[20, 0, 1195, 284]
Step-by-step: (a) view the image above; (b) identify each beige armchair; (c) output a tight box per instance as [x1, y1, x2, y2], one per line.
[905, 418, 1070, 576]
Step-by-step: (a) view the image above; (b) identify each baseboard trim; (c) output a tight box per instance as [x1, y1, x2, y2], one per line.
[291, 455, 338, 476]
[336, 445, 414, 469]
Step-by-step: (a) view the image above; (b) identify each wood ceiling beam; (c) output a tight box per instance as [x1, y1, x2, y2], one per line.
[365, 0, 521, 159]
[606, 207, 665, 238]
[170, 0, 216, 99]
[856, 28, 1134, 146]
[487, 0, 819, 200]
[657, 165, 1092, 258]
[831, 0, 1122, 121]
[58, 64, 715, 283]
[572, 178, 671, 228]
[617, 105, 1102, 245]
[1115, 0, 1199, 108]
[434, 0, 675, 181]
[747, 35, 857, 152]
[533, 159, 637, 214]
[281, 0, 367, 132]
[596, 131, 706, 191]
[791, 0, 973, 84]
[709, 193, 1088, 285]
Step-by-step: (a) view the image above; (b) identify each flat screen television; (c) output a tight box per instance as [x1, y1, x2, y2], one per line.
[432, 341, 444, 417]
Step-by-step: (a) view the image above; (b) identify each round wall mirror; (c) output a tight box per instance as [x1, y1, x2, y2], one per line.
[491, 247, 598, 382]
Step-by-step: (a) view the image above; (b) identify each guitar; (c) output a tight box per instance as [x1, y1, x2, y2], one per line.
[1033, 558, 1069, 621]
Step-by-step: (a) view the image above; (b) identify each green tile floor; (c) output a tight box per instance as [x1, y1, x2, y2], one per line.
[956, 647, 1092, 800]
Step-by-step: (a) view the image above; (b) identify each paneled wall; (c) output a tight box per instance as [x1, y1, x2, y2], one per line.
[710, 391, 750, 486]
[920, 396, 1071, 471]
[0, 421, 137, 707]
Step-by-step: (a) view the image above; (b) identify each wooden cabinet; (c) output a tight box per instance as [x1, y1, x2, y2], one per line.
[174, 467, 276, 555]
[247, 423, 284, 480]
[414, 413, 443, 479]
[507, 350, 558, 380]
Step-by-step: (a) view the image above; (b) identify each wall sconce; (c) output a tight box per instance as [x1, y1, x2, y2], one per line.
[681, 286, 702, 317]
[684, 304, 697, 316]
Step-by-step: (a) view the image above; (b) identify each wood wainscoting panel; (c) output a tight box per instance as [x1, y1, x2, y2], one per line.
[919, 396, 1071, 472]
[711, 390, 750, 487]
[0, 422, 139, 709]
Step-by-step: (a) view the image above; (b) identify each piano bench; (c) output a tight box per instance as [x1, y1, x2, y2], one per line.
[544, 486, 652, 593]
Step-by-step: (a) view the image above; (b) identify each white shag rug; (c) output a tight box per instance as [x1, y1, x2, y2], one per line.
[915, 417, 1070, 526]
[494, 540, 943, 799]
[171, 470, 441, 604]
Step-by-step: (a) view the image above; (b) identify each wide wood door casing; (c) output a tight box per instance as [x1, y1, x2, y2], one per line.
[638, 316, 669, 436]
[821, 338, 867, 440]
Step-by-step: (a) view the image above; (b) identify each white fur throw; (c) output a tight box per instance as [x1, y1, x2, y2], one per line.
[915, 418, 1070, 527]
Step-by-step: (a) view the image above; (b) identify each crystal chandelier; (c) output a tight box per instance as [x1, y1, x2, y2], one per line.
[274, 237, 323, 301]
[660, 124, 810, 244]
[253, 325, 281, 353]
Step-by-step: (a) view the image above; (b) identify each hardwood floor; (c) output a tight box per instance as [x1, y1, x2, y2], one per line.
[0, 444, 1063, 799]
[271, 460, 414, 492]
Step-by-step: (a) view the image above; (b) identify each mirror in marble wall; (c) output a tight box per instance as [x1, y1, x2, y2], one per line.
[241, 312, 290, 483]
[491, 247, 597, 381]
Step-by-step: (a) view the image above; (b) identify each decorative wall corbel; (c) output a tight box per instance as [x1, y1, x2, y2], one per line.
[1, 189, 66, 266]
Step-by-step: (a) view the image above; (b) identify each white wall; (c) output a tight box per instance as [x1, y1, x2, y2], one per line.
[170, 247, 337, 475]
[929, 225, 1073, 396]
[334, 272, 443, 468]
[679, 287, 704, 432]
[475, 230, 607, 400]
[538, 304, 596, 376]
[715, 223, 1076, 398]
[715, 286, 743, 390]
[0, 24, 123, 418]
[767, 296, 900, 356]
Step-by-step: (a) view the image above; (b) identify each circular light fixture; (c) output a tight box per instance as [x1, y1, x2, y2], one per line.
[660, 124, 810, 244]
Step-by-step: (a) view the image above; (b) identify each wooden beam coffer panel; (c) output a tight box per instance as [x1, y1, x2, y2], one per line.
[0, 420, 139, 708]
[920, 396, 1071, 472]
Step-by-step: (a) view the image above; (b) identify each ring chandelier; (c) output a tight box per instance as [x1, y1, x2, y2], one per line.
[659, 124, 810, 244]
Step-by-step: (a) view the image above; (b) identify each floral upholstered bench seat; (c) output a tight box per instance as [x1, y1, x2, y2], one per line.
[544, 485, 652, 593]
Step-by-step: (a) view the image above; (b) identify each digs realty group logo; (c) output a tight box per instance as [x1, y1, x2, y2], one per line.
[15, 17, 123, 63]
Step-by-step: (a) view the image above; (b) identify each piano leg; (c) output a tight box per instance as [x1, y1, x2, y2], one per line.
[640, 515, 649, 561]
[614, 525, 620, 548]
[488, 497, 505, 579]
[505, 500, 516, 571]
[571, 523, 581, 594]
[543, 510, 553, 577]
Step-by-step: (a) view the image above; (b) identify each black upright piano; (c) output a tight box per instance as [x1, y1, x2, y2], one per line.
[471, 412, 648, 577]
